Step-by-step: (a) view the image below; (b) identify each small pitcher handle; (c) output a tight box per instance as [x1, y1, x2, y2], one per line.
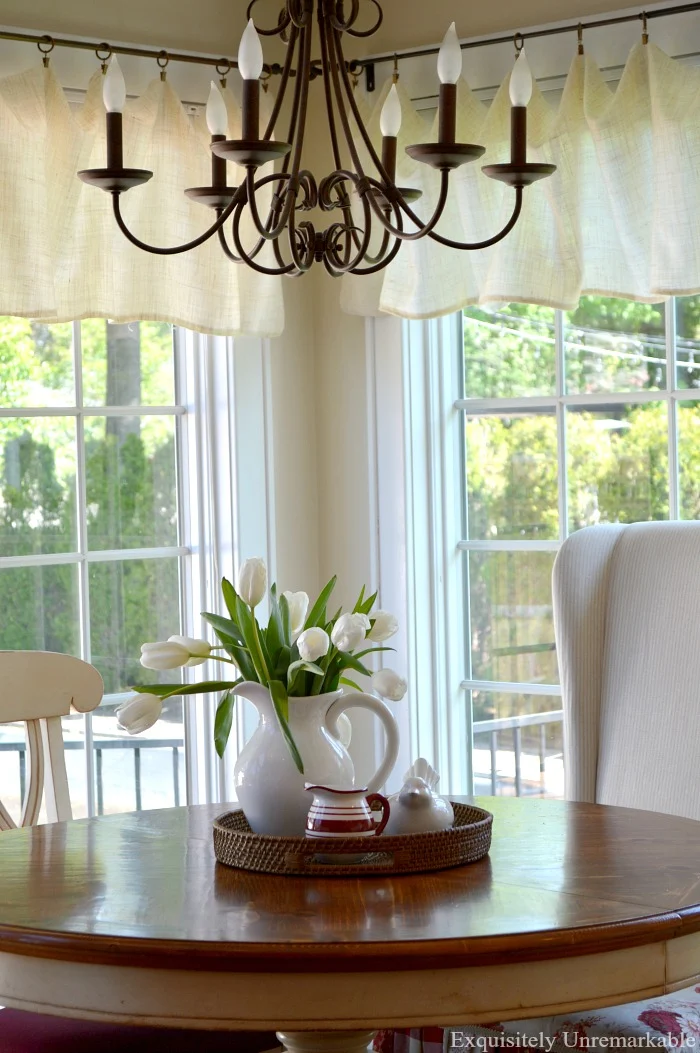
[326, 692, 399, 793]
[366, 792, 390, 835]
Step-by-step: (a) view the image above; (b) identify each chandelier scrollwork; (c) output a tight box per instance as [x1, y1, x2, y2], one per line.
[78, 0, 556, 278]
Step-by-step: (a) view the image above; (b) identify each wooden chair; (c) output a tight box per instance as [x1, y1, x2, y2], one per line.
[0, 650, 278, 1053]
[378, 521, 700, 1052]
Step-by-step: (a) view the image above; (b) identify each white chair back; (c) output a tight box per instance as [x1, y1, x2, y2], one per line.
[0, 651, 103, 829]
[553, 521, 700, 820]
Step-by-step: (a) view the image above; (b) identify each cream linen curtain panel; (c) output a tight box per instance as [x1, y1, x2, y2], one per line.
[0, 66, 283, 336]
[342, 42, 700, 319]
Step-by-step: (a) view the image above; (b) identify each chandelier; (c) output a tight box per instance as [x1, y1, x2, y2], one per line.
[78, 0, 556, 278]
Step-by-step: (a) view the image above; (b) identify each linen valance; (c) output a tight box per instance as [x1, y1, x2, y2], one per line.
[342, 43, 700, 319]
[0, 67, 284, 337]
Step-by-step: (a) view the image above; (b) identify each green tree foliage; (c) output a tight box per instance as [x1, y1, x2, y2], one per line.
[0, 319, 178, 700]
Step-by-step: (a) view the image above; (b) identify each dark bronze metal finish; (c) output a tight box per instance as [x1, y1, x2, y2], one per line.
[482, 163, 557, 188]
[405, 142, 485, 171]
[438, 83, 457, 146]
[184, 187, 238, 209]
[511, 106, 527, 167]
[77, 168, 153, 193]
[78, 0, 555, 276]
[210, 140, 292, 168]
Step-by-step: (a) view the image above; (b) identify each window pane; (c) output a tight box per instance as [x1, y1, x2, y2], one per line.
[92, 698, 184, 815]
[567, 403, 669, 530]
[0, 320, 75, 408]
[88, 557, 181, 695]
[0, 563, 79, 652]
[468, 551, 558, 685]
[85, 416, 178, 551]
[565, 296, 666, 394]
[466, 413, 558, 540]
[676, 295, 700, 390]
[0, 418, 77, 556]
[470, 690, 563, 798]
[463, 304, 556, 399]
[678, 401, 700, 520]
[82, 321, 175, 407]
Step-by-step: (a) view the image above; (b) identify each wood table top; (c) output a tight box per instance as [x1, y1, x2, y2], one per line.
[1, 797, 699, 973]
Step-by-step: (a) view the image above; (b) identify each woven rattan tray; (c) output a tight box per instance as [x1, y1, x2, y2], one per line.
[212, 802, 492, 876]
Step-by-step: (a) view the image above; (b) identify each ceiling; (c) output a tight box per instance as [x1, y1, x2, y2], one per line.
[0, 0, 644, 57]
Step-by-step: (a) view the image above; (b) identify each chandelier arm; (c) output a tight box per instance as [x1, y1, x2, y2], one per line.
[286, 20, 313, 180]
[427, 186, 524, 249]
[317, 4, 344, 172]
[263, 22, 299, 142]
[362, 170, 450, 241]
[286, 202, 315, 273]
[327, 0, 360, 33]
[245, 168, 299, 242]
[111, 187, 243, 255]
[216, 222, 243, 263]
[331, 26, 391, 185]
[344, 0, 383, 37]
[288, 0, 313, 30]
[322, 188, 374, 274]
[231, 198, 299, 276]
[349, 230, 403, 274]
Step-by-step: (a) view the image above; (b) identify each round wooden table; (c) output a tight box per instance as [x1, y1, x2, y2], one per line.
[1, 797, 700, 1053]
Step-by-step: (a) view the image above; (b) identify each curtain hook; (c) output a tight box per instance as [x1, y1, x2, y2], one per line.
[216, 59, 231, 89]
[348, 59, 362, 91]
[259, 67, 271, 93]
[157, 50, 169, 80]
[513, 32, 524, 55]
[37, 35, 54, 68]
[96, 43, 113, 75]
[641, 11, 649, 45]
[577, 23, 584, 55]
[392, 53, 399, 84]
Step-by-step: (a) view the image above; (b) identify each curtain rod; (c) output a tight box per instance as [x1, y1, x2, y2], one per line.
[361, 2, 700, 67]
[0, 28, 243, 73]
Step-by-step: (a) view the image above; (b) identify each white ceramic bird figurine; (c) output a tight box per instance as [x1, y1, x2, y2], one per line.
[384, 758, 454, 836]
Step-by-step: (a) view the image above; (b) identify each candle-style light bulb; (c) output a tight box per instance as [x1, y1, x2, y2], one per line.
[206, 81, 228, 137]
[238, 18, 264, 81]
[437, 22, 462, 85]
[509, 48, 533, 107]
[103, 56, 126, 113]
[380, 84, 402, 138]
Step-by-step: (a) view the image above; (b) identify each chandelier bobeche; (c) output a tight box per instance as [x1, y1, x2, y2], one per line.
[78, 0, 555, 278]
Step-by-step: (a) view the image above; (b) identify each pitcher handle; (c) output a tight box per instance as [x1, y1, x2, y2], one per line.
[326, 693, 399, 793]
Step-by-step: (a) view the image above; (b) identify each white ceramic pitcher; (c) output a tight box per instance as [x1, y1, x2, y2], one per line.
[230, 682, 400, 836]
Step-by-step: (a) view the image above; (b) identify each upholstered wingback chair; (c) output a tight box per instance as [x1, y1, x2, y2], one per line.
[377, 521, 700, 1053]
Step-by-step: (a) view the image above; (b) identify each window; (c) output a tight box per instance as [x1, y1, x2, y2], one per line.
[0, 320, 186, 820]
[460, 295, 700, 796]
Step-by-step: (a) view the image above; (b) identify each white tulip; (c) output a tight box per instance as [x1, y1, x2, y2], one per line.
[168, 635, 212, 667]
[297, 626, 330, 663]
[282, 591, 309, 639]
[368, 610, 399, 642]
[372, 667, 408, 701]
[237, 557, 267, 608]
[331, 612, 370, 653]
[140, 641, 191, 671]
[116, 693, 163, 735]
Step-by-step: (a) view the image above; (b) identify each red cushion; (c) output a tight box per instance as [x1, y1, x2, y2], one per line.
[0, 1010, 279, 1053]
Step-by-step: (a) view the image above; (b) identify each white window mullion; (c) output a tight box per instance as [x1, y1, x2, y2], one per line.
[72, 320, 96, 818]
[667, 298, 680, 521]
[554, 310, 569, 541]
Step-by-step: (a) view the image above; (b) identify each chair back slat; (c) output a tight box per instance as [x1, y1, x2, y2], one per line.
[0, 652, 103, 827]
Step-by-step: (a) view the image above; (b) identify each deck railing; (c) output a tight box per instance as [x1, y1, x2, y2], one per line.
[472, 709, 564, 796]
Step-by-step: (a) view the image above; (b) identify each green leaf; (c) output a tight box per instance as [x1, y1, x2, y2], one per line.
[201, 613, 256, 680]
[235, 596, 268, 684]
[338, 654, 372, 678]
[304, 575, 337, 630]
[202, 611, 243, 644]
[350, 646, 395, 661]
[266, 584, 284, 661]
[131, 680, 240, 700]
[287, 659, 324, 691]
[354, 585, 365, 611]
[359, 590, 378, 615]
[269, 679, 304, 774]
[221, 577, 239, 620]
[339, 677, 362, 692]
[278, 592, 291, 646]
[214, 691, 236, 758]
[273, 644, 291, 680]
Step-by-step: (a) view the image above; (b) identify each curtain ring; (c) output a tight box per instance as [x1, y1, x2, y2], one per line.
[96, 43, 113, 74]
[259, 66, 271, 93]
[392, 53, 399, 84]
[157, 50, 169, 80]
[577, 23, 584, 55]
[641, 11, 649, 45]
[514, 32, 524, 54]
[215, 58, 231, 88]
[37, 35, 54, 68]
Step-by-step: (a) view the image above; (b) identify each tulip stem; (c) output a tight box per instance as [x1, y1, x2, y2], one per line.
[250, 615, 271, 686]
